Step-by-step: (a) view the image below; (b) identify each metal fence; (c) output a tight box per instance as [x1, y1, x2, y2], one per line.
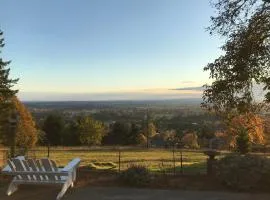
[2, 146, 242, 175]
[2, 146, 270, 176]
[22, 146, 210, 175]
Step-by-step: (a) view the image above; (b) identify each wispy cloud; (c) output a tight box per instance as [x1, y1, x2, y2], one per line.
[170, 86, 204, 91]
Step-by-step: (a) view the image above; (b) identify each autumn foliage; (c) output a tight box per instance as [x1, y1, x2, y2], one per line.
[181, 132, 200, 149]
[227, 113, 265, 147]
[13, 98, 38, 149]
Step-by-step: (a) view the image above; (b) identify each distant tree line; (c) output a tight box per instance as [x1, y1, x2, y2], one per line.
[40, 114, 156, 147]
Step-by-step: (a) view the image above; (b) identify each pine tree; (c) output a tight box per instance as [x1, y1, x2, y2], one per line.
[0, 30, 18, 113]
[43, 114, 64, 146]
[0, 30, 19, 145]
[236, 127, 250, 154]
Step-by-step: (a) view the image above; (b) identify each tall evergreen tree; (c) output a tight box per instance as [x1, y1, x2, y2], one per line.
[0, 30, 18, 113]
[0, 30, 19, 145]
[43, 114, 64, 146]
[103, 122, 131, 145]
[236, 127, 250, 154]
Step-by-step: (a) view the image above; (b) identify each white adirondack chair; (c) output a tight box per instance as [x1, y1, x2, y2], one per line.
[1, 156, 80, 200]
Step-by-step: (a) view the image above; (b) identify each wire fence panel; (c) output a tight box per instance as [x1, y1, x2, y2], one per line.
[21, 147, 209, 175]
[3, 146, 270, 175]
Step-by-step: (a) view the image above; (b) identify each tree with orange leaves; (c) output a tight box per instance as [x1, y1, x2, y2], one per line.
[181, 131, 200, 149]
[2, 98, 38, 149]
[13, 98, 38, 149]
[226, 113, 265, 148]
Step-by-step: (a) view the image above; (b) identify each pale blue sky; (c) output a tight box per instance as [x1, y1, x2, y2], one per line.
[0, 0, 222, 100]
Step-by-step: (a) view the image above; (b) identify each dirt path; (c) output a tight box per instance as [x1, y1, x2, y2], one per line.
[1, 186, 270, 200]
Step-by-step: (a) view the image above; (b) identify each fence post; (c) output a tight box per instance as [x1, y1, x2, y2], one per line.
[118, 147, 121, 173]
[180, 148, 183, 174]
[47, 143, 50, 158]
[173, 145, 176, 175]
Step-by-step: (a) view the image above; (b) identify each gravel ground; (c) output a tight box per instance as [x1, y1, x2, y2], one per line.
[0, 186, 270, 200]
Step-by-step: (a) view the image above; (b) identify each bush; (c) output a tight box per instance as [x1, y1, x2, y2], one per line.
[236, 127, 250, 154]
[120, 165, 151, 186]
[215, 154, 270, 190]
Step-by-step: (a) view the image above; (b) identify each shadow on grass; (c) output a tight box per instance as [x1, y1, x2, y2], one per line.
[181, 162, 207, 174]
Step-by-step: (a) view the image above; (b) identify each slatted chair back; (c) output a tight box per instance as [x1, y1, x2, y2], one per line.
[40, 158, 58, 182]
[7, 159, 22, 180]
[27, 159, 42, 181]
[11, 159, 29, 181]
[50, 160, 58, 170]
[35, 159, 44, 170]
[21, 160, 35, 180]
[50, 159, 61, 180]
[7, 159, 16, 172]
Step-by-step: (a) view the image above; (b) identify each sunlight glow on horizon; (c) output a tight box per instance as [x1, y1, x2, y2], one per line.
[18, 88, 203, 101]
[1, 0, 220, 100]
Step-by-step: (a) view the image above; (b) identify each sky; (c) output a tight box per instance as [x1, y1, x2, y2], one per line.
[0, 0, 222, 101]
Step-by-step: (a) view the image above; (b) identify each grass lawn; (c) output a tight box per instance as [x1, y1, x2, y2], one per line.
[26, 147, 209, 174]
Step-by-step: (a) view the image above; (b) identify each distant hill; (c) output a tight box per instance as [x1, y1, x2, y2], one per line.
[24, 98, 202, 110]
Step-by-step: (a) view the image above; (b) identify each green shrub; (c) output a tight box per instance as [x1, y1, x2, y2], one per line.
[236, 127, 250, 154]
[215, 154, 270, 190]
[120, 165, 150, 186]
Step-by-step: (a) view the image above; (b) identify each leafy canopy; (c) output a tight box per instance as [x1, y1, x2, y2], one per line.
[78, 116, 105, 146]
[14, 98, 38, 149]
[43, 114, 65, 145]
[1, 97, 38, 149]
[202, 0, 270, 114]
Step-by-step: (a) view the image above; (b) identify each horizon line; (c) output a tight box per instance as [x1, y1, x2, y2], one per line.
[22, 97, 202, 102]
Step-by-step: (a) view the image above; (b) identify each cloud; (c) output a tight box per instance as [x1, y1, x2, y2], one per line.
[170, 86, 204, 91]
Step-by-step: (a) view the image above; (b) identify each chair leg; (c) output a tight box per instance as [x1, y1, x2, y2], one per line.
[6, 180, 18, 196]
[72, 169, 77, 182]
[69, 169, 76, 188]
[56, 180, 72, 200]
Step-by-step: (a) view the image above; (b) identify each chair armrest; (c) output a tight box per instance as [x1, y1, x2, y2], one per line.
[16, 156, 25, 160]
[1, 165, 11, 173]
[61, 158, 80, 172]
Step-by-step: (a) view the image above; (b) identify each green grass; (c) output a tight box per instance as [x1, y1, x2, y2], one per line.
[27, 147, 209, 174]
